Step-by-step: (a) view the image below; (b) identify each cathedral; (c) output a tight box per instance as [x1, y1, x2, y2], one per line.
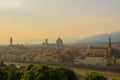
[42, 37, 63, 48]
[56, 37, 63, 47]
[88, 37, 112, 57]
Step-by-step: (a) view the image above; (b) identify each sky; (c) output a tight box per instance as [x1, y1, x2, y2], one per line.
[0, 0, 120, 44]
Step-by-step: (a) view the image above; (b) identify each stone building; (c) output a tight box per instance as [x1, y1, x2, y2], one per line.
[88, 47, 108, 56]
[10, 37, 13, 47]
[88, 37, 112, 57]
[116, 59, 120, 66]
[107, 57, 116, 66]
[74, 56, 107, 66]
[42, 37, 63, 48]
[74, 37, 119, 66]
[42, 39, 49, 48]
[56, 37, 63, 48]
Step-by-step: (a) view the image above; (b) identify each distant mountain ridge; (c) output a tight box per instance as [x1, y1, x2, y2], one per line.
[78, 31, 120, 43]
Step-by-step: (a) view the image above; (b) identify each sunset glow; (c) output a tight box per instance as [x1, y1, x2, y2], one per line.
[0, 0, 120, 43]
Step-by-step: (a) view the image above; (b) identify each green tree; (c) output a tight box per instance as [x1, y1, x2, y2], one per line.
[21, 64, 77, 80]
[81, 72, 107, 80]
[56, 67, 77, 80]
[0, 67, 8, 80]
[7, 64, 21, 80]
[7, 68, 21, 80]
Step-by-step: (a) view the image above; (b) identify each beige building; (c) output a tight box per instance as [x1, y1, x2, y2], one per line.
[88, 37, 112, 57]
[74, 37, 120, 67]
[74, 56, 107, 66]
[42, 37, 63, 48]
[116, 59, 120, 66]
[89, 47, 108, 56]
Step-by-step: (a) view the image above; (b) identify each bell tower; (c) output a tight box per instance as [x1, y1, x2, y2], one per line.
[108, 36, 111, 56]
[10, 37, 13, 47]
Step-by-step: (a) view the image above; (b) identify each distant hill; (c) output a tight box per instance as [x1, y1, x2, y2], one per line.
[78, 31, 120, 43]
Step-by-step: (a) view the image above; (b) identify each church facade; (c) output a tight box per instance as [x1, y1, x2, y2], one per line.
[88, 37, 112, 57]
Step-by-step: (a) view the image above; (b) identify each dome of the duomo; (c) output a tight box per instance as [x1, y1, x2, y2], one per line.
[56, 37, 63, 47]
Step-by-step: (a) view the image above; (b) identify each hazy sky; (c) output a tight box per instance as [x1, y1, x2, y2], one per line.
[0, 0, 120, 43]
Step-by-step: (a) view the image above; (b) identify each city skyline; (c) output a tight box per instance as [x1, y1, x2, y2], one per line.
[0, 0, 120, 43]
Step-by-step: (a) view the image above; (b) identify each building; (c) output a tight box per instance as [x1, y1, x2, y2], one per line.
[107, 57, 116, 66]
[42, 37, 63, 48]
[42, 39, 49, 48]
[88, 37, 112, 57]
[108, 37, 112, 56]
[56, 37, 63, 48]
[10, 37, 13, 47]
[73, 37, 118, 67]
[74, 56, 107, 66]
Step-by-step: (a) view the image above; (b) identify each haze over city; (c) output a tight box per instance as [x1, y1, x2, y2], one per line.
[0, 0, 120, 43]
[1, 0, 120, 80]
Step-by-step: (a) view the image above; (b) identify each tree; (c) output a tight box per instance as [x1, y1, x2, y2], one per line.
[81, 72, 107, 80]
[21, 64, 77, 80]
[56, 67, 77, 80]
[7, 68, 21, 80]
[7, 64, 21, 80]
[0, 67, 8, 80]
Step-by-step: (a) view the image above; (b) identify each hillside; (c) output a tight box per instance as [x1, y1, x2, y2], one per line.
[78, 31, 120, 43]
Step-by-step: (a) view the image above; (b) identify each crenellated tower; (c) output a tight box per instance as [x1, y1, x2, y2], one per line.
[10, 37, 13, 47]
[108, 36, 112, 56]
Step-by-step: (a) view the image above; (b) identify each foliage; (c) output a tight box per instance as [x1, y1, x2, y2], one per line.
[7, 64, 21, 80]
[81, 72, 107, 80]
[21, 64, 77, 80]
[0, 63, 109, 80]
[0, 64, 21, 80]
[0, 67, 8, 80]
